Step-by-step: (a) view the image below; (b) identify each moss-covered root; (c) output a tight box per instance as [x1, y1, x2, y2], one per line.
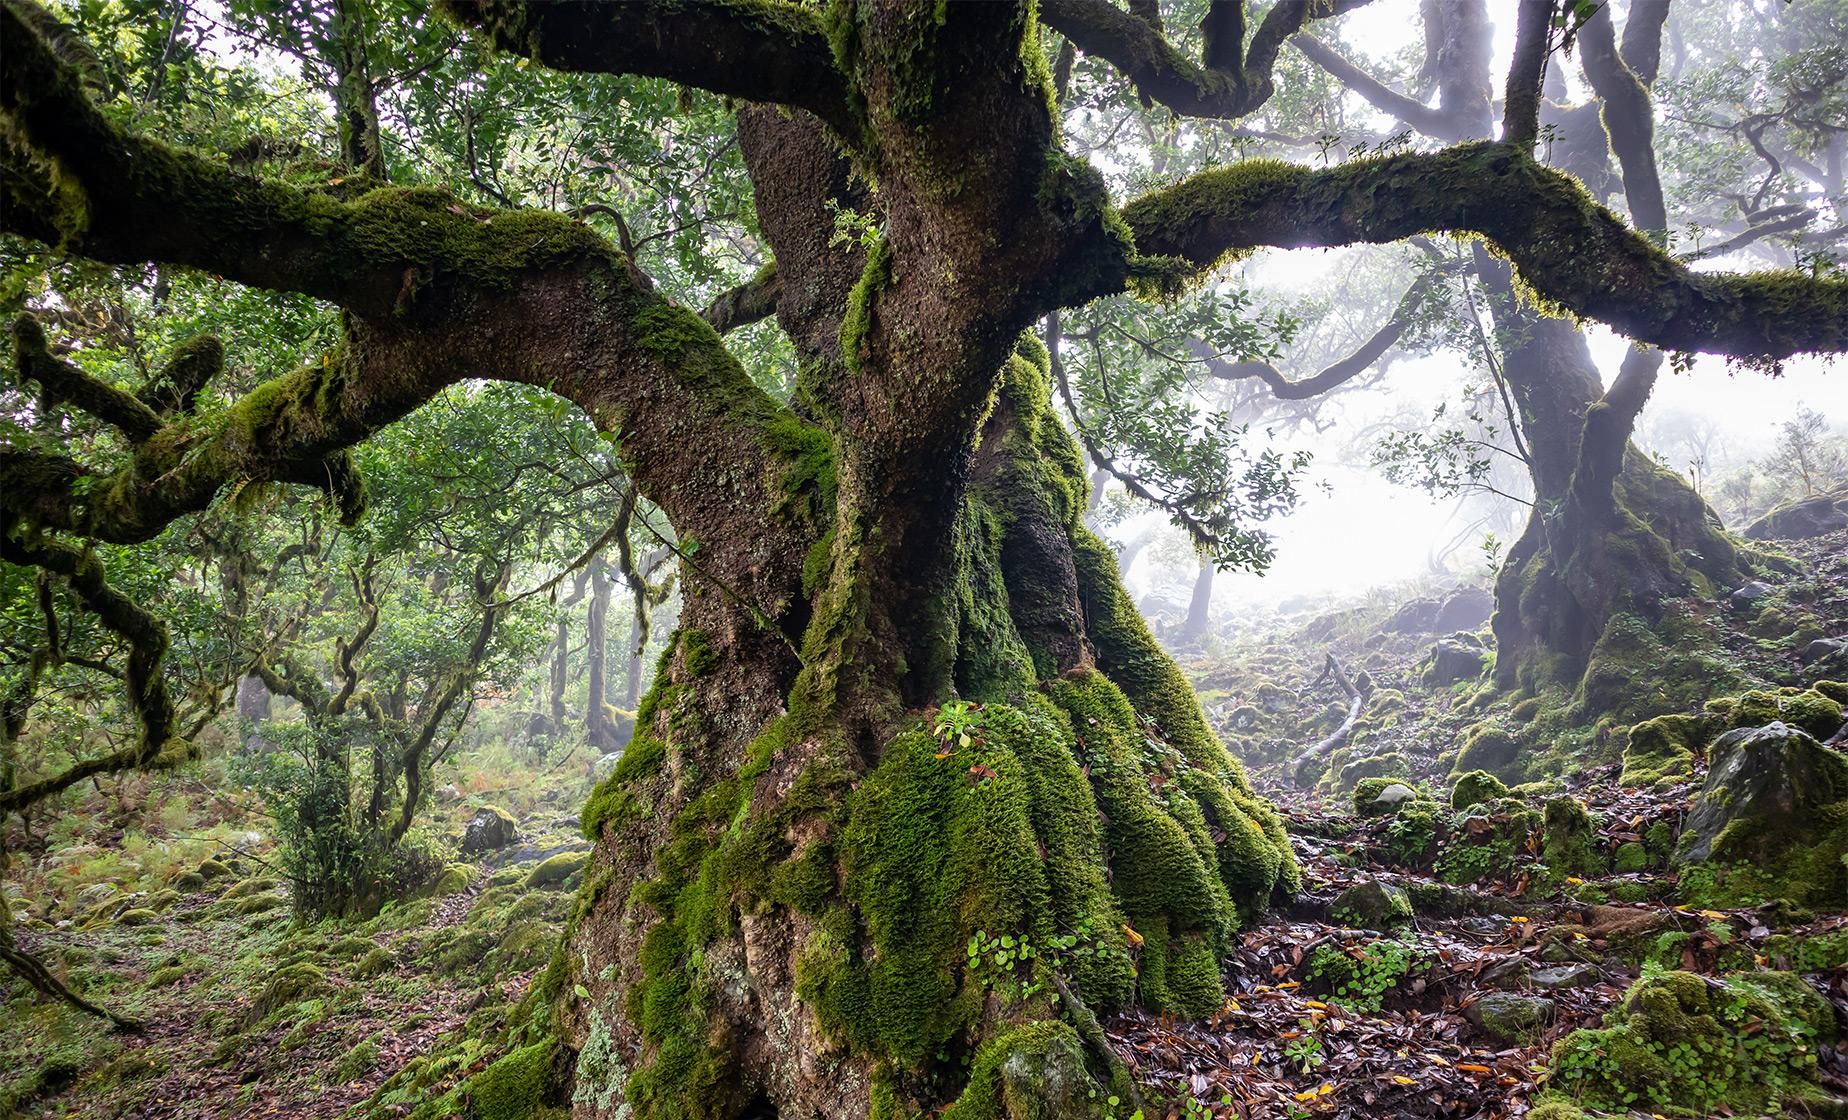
[1549, 970, 1838, 1115]
[460, 1038, 569, 1120]
[938, 1023, 1108, 1120]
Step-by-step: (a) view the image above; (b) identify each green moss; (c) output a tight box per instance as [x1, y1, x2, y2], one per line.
[434, 862, 475, 896]
[1541, 797, 1604, 879]
[246, 962, 326, 1026]
[524, 852, 590, 890]
[679, 629, 718, 678]
[464, 1039, 565, 1120]
[1452, 722, 1522, 781]
[938, 1021, 1102, 1120]
[1450, 770, 1509, 810]
[1550, 970, 1833, 1114]
[1813, 680, 1848, 706]
[1613, 842, 1651, 874]
[147, 964, 187, 987]
[1622, 713, 1711, 787]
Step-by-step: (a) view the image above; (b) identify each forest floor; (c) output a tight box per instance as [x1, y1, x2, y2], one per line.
[2, 528, 1845, 1119]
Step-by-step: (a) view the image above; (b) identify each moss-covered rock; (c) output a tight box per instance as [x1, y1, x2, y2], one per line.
[523, 852, 589, 890]
[245, 962, 326, 1026]
[1549, 970, 1836, 1114]
[1620, 713, 1712, 787]
[1541, 797, 1603, 878]
[434, 862, 475, 896]
[1329, 879, 1412, 929]
[462, 805, 519, 853]
[1465, 991, 1554, 1043]
[1449, 770, 1508, 810]
[1452, 722, 1521, 781]
[1676, 721, 1848, 907]
[114, 907, 157, 926]
[1612, 841, 1651, 874]
[353, 946, 397, 979]
[1352, 777, 1422, 817]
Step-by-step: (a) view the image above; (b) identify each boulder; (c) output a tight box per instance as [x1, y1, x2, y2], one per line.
[1450, 770, 1508, 811]
[1424, 638, 1488, 686]
[1620, 713, 1711, 788]
[1677, 722, 1848, 905]
[1452, 722, 1522, 780]
[1801, 637, 1847, 666]
[461, 806, 518, 854]
[1727, 580, 1775, 609]
[1329, 879, 1413, 928]
[1465, 992, 1554, 1043]
[1528, 963, 1601, 990]
[1434, 586, 1495, 631]
[1744, 488, 1848, 541]
[1385, 598, 1442, 634]
[1353, 779, 1421, 817]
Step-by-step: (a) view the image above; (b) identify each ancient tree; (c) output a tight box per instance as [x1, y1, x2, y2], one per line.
[2, 0, 1845, 1116]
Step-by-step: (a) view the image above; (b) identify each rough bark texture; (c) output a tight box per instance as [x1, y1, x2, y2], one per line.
[4, 0, 1846, 1115]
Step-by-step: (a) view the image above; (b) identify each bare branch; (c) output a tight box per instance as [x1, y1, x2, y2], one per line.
[1290, 33, 1475, 141]
[1041, 0, 1375, 120]
[1199, 272, 1439, 398]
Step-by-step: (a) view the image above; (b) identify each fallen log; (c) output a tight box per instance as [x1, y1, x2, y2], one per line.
[1290, 652, 1368, 787]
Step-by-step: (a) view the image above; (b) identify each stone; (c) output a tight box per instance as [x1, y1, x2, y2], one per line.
[1329, 879, 1413, 929]
[1434, 586, 1495, 632]
[1727, 581, 1774, 609]
[461, 806, 518, 854]
[1679, 722, 1846, 864]
[1801, 637, 1847, 666]
[1353, 779, 1420, 817]
[1385, 598, 1442, 634]
[76, 883, 120, 907]
[1744, 488, 1848, 541]
[1529, 963, 1601, 990]
[1424, 638, 1488, 686]
[1465, 992, 1555, 1043]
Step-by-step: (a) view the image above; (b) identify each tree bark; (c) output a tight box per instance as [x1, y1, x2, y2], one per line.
[1177, 555, 1215, 647]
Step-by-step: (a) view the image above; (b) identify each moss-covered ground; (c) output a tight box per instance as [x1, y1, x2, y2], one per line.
[0, 747, 595, 1120]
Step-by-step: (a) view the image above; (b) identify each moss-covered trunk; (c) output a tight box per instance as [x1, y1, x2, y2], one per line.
[1488, 310, 1752, 719]
[555, 337, 1296, 1119]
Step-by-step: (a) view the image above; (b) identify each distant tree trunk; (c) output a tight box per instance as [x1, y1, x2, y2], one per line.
[1177, 554, 1214, 646]
[234, 674, 271, 753]
[585, 560, 614, 754]
[548, 568, 593, 736]
[1488, 290, 1750, 715]
[328, 0, 384, 180]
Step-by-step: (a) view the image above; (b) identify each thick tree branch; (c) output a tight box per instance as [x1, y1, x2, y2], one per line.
[1107, 143, 1848, 359]
[699, 263, 783, 334]
[1578, 1, 1667, 234]
[1041, 0, 1375, 120]
[438, 0, 856, 137]
[0, 517, 184, 815]
[11, 316, 162, 441]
